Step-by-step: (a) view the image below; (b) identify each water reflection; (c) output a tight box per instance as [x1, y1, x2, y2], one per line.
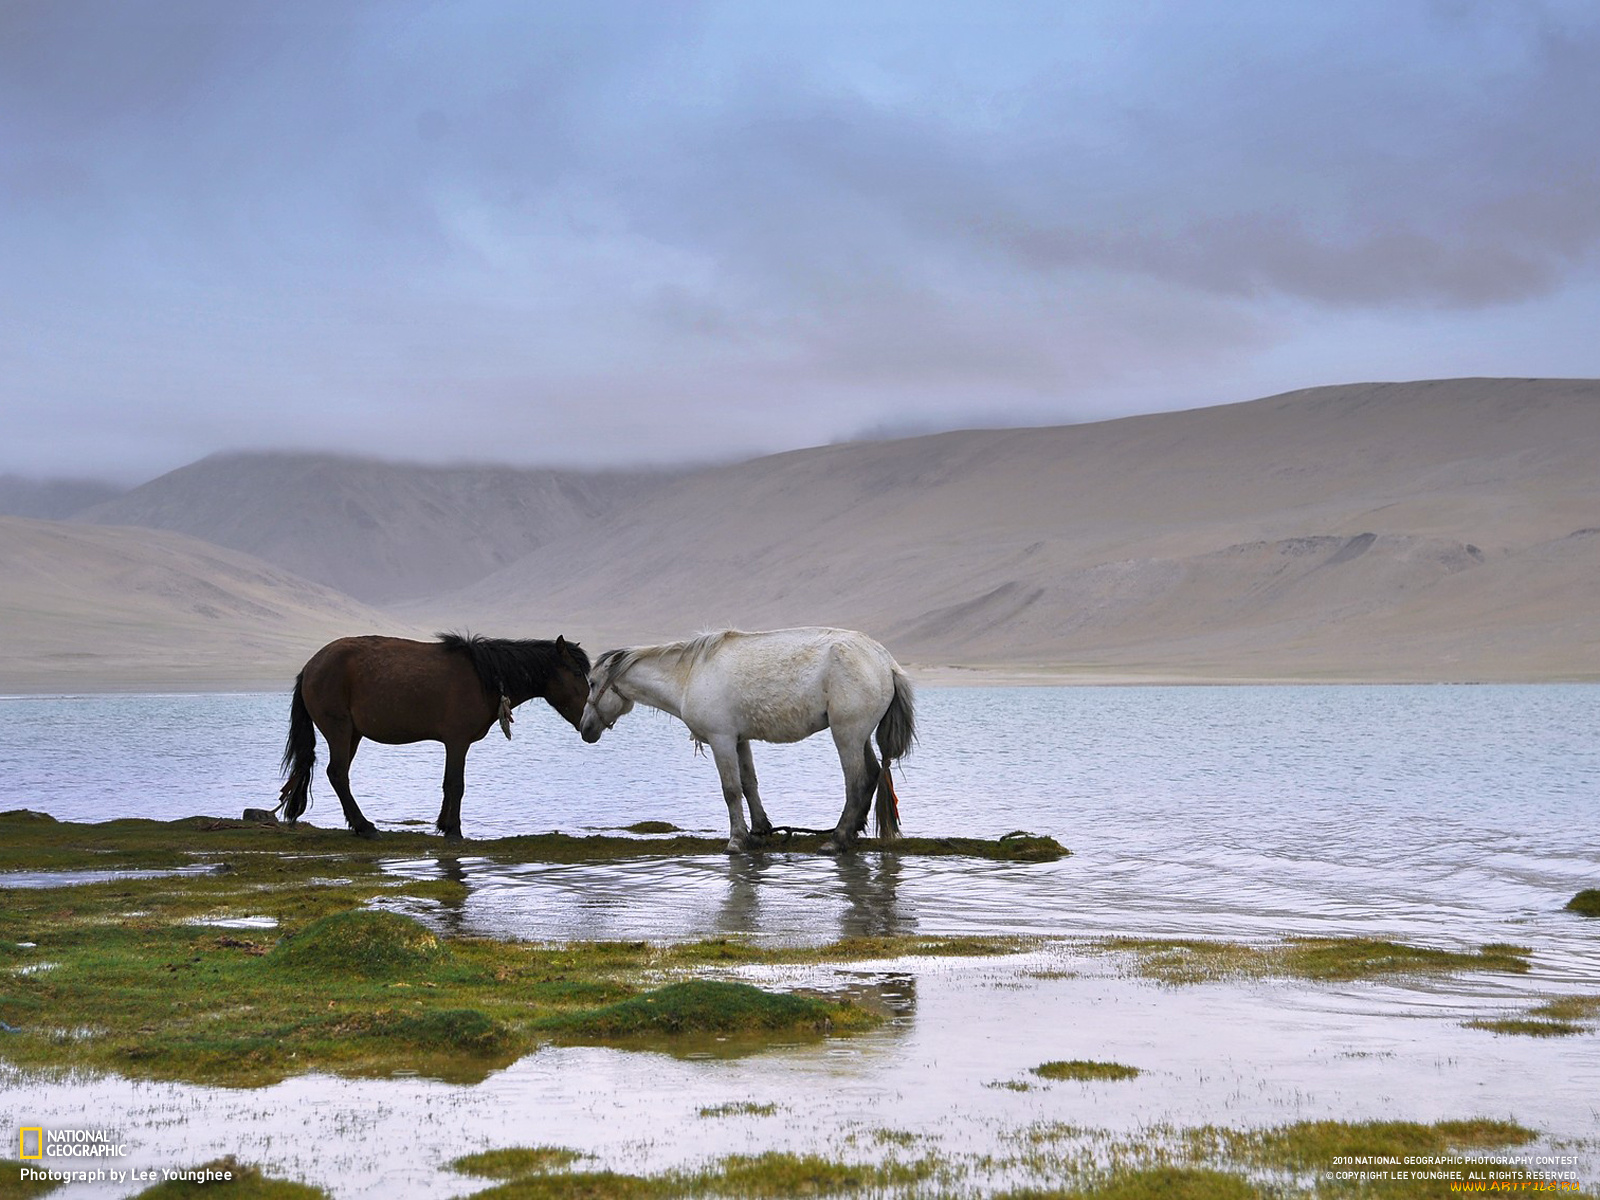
[382, 850, 930, 947]
[829, 853, 912, 939]
[714, 854, 769, 936]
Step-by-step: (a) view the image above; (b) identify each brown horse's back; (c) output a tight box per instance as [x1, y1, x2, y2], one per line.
[300, 636, 495, 746]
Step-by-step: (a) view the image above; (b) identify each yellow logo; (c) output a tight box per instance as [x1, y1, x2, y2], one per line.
[19, 1127, 43, 1159]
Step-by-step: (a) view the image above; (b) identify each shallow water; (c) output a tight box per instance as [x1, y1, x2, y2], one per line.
[3, 686, 1598, 1197]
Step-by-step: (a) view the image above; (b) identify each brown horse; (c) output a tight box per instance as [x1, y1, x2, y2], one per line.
[276, 633, 591, 839]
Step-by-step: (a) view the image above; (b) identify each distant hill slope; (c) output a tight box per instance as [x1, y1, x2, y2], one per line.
[404, 378, 1600, 681]
[0, 516, 421, 691]
[0, 474, 125, 519]
[74, 453, 675, 603]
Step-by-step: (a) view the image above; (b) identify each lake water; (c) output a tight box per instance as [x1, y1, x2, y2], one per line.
[3, 686, 1598, 1197]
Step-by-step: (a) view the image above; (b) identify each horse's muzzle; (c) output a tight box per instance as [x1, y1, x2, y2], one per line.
[581, 725, 603, 744]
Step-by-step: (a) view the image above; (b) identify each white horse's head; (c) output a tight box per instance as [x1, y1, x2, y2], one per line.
[580, 650, 635, 743]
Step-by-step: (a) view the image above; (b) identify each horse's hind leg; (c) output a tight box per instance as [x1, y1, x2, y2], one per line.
[737, 738, 773, 837]
[326, 726, 379, 839]
[709, 736, 754, 854]
[436, 743, 468, 841]
[822, 724, 880, 854]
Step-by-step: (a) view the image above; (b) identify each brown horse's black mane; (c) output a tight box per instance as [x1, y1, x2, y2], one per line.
[436, 632, 590, 700]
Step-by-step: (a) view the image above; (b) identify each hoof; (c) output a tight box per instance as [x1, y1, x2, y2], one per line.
[750, 819, 774, 837]
[442, 829, 465, 843]
[819, 838, 851, 856]
[353, 825, 381, 841]
[725, 838, 750, 855]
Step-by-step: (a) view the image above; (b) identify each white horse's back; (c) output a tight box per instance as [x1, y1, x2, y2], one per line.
[683, 628, 899, 744]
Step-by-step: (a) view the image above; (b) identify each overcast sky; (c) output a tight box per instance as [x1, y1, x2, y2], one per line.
[4, 0, 1599, 482]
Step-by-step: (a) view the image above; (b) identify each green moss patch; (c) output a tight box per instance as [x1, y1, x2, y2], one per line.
[1197, 1117, 1537, 1167]
[1565, 888, 1600, 917]
[376, 1007, 514, 1054]
[623, 821, 682, 834]
[1464, 1017, 1584, 1037]
[268, 911, 448, 979]
[1463, 994, 1600, 1038]
[1098, 937, 1531, 984]
[999, 1118, 1542, 1200]
[1033, 1059, 1141, 1082]
[690, 1151, 934, 1196]
[697, 1101, 778, 1118]
[1530, 994, 1600, 1021]
[129, 1158, 328, 1198]
[537, 980, 870, 1046]
[451, 1147, 588, 1179]
[459, 1171, 667, 1198]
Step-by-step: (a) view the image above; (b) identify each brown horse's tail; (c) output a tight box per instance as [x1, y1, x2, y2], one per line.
[873, 668, 915, 839]
[276, 672, 315, 822]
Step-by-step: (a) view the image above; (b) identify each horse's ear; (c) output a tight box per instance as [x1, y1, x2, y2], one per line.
[556, 635, 567, 648]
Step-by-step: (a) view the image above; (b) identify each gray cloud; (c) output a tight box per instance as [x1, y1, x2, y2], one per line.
[2, 0, 1598, 480]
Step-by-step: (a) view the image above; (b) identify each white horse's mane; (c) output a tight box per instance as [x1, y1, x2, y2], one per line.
[597, 629, 746, 687]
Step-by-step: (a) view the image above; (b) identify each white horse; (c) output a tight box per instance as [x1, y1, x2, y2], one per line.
[580, 627, 915, 854]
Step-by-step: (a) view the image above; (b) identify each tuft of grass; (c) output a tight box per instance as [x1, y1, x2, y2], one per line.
[1033, 1060, 1141, 1082]
[268, 910, 447, 979]
[1003, 1165, 1264, 1199]
[451, 1147, 588, 1179]
[1464, 1017, 1585, 1037]
[623, 821, 682, 834]
[683, 1151, 934, 1197]
[1565, 888, 1600, 917]
[536, 980, 873, 1044]
[129, 1157, 328, 1198]
[449, 1168, 666, 1198]
[1529, 995, 1600, 1021]
[1191, 1117, 1536, 1169]
[1465, 994, 1600, 1038]
[1098, 936, 1531, 984]
[697, 1101, 778, 1118]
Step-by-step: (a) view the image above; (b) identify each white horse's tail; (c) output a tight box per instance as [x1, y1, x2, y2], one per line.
[873, 669, 915, 837]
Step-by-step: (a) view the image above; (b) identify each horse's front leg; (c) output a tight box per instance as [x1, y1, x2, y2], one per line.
[737, 738, 772, 837]
[709, 737, 754, 854]
[436, 743, 468, 841]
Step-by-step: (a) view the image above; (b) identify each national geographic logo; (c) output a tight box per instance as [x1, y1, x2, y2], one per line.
[17, 1126, 129, 1158]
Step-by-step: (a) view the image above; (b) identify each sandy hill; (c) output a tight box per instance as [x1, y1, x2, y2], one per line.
[75, 453, 676, 604]
[0, 516, 421, 691]
[402, 378, 1600, 682]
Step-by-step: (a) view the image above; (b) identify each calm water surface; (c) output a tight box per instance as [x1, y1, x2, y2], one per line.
[3, 686, 1598, 1198]
[3, 686, 1595, 955]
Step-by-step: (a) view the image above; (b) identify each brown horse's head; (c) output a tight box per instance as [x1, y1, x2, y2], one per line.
[546, 636, 592, 730]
